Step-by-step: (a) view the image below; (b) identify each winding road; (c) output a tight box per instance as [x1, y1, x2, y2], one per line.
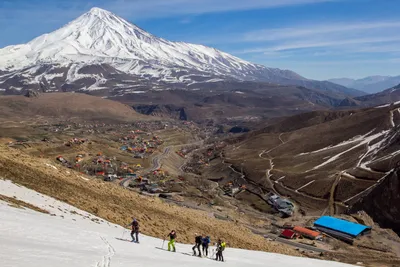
[119, 146, 172, 188]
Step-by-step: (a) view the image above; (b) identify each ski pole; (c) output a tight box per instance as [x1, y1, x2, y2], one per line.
[162, 239, 165, 249]
[121, 228, 126, 239]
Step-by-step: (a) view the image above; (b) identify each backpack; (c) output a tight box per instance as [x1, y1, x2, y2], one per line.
[221, 242, 226, 251]
[195, 236, 202, 244]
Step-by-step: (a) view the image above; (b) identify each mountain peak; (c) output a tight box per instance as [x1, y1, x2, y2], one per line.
[86, 7, 116, 19]
[88, 7, 109, 14]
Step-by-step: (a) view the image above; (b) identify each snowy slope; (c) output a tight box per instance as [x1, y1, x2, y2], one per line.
[0, 179, 357, 267]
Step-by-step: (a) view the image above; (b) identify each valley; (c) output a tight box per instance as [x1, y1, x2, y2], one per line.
[0, 5, 400, 267]
[0, 91, 400, 267]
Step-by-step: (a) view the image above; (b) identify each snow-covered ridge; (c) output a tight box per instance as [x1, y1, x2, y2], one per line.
[0, 179, 357, 267]
[0, 7, 299, 83]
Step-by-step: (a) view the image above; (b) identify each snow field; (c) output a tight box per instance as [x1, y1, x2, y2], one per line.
[0, 180, 356, 267]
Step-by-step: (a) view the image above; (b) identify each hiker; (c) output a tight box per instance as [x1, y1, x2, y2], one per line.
[167, 230, 177, 252]
[202, 235, 211, 257]
[192, 233, 202, 257]
[126, 217, 139, 243]
[215, 239, 226, 262]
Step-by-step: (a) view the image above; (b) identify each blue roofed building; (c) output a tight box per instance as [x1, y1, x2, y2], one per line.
[314, 216, 371, 244]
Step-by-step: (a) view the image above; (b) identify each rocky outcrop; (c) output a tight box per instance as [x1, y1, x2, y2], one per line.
[133, 104, 188, 120]
[350, 168, 400, 236]
[24, 89, 40, 98]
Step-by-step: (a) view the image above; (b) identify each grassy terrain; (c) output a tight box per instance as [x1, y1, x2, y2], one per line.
[0, 194, 50, 214]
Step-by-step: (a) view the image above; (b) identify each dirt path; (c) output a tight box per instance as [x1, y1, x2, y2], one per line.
[389, 108, 399, 128]
[329, 172, 342, 216]
[263, 233, 328, 253]
[258, 133, 287, 193]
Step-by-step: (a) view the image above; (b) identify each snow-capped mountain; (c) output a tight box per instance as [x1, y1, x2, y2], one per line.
[0, 7, 362, 97]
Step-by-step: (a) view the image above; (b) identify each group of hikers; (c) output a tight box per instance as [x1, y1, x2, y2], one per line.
[190, 232, 226, 261]
[127, 217, 226, 262]
[166, 230, 226, 261]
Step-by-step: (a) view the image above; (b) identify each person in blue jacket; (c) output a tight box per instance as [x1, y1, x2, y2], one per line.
[202, 235, 211, 257]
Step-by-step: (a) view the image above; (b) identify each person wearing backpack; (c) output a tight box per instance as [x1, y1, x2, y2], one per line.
[126, 217, 139, 243]
[216, 239, 226, 262]
[167, 230, 177, 252]
[202, 235, 211, 257]
[192, 233, 202, 257]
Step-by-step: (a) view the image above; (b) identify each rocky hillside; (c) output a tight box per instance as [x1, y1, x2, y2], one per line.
[220, 102, 400, 218]
[351, 166, 400, 235]
[354, 84, 400, 107]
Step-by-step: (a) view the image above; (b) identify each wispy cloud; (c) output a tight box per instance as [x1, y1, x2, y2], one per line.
[106, 0, 339, 18]
[1, 0, 339, 21]
[179, 18, 193, 24]
[255, 36, 400, 53]
[242, 21, 400, 42]
[228, 20, 400, 56]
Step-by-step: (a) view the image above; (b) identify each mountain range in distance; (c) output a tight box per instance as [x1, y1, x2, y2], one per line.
[329, 75, 400, 94]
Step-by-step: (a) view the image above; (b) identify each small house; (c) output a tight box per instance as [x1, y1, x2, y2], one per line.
[293, 226, 322, 240]
[280, 229, 296, 239]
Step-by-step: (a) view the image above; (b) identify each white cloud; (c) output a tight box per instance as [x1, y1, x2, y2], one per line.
[226, 20, 400, 57]
[242, 21, 400, 42]
[107, 0, 339, 18]
[267, 36, 400, 52]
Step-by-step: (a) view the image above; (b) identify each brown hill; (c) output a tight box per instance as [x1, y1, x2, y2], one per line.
[0, 93, 154, 123]
[355, 84, 400, 106]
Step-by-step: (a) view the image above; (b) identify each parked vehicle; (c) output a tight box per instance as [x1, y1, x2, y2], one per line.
[267, 193, 295, 217]
[104, 174, 118, 182]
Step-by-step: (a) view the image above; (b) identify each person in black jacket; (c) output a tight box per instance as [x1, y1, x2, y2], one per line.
[126, 217, 139, 243]
[167, 230, 177, 252]
[192, 233, 202, 257]
[215, 239, 226, 262]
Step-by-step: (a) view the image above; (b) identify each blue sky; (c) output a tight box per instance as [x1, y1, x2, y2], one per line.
[0, 0, 399, 80]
